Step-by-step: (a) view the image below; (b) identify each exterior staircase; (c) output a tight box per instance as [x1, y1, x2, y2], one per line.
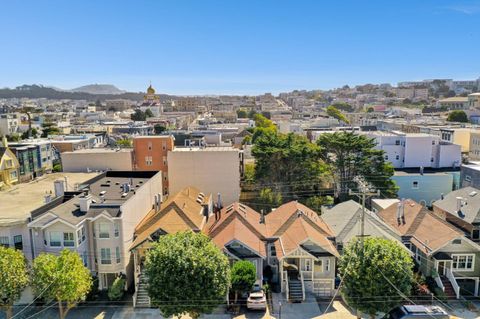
[440, 276, 456, 299]
[288, 272, 303, 302]
[135, 272, 151, 308]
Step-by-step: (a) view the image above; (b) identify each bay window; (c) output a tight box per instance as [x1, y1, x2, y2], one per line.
[100, 248, 111, 264]
[99, 223, 110, 238]
[49, 232, 62, 247]
[63, 232, 74, 247]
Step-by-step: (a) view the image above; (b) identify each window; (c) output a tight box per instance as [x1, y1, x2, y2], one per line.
[268, 244, 277, 257]
[384, 155, 389, 160]
[13, 235, 23, 250]
[116, 247, 121, 264]
[472, 229, 480, 240]
[415, 247, 421, 263]
[99, 223, 110, 238]
[395, 140, 400, 145]
[145, 156, 152, 166]
[49, 232, 62, 247]
[412, 181, 419, 189]
[0, 236, 9, 247]
[100, 248, 111, 264]
[148, 142, 152, 151]
[114, 223, 119, 237]
[10, 171, 17, 178]
[303, 259, 312, 271]
[432, 140, 436, 145]
[63, 232, 74, 247]
[395, 155, 400, 160]
[452, 254, 474, 271]
[465, 175, 472, 182]
[431, 157, 434, 162]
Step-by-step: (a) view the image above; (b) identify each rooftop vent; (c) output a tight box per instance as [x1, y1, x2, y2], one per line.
[121, 192, 128, 198]
[469, 191, 477, 197]
[99, 191, 106, 196]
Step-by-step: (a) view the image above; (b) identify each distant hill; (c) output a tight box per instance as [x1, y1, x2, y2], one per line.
[71, 84, 126, 95]
[0, 84, 174, 102]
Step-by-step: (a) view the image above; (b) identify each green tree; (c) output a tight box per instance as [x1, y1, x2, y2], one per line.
[340, 237, 414, 319]
[253, 132, 331, 203]
[317, 132, 397, 201]
[41, 122, 60, 138]
[230, 261, 256, 304]
[236, 109, 247, 118]
[243, 163, 255, 184]
[259, 188, 282, 212]
[145, 231, 230, 319]
[304, 195, 334, 215]
[107, 277, 125, 301]
[117, 139, 132, 148]
[331, 101, 354, 112]
[145, 108, 154, 118]
[131, 109, 147, 121]
[251, 114, 277, 142]
[326, 105, 349, 123]
[248, 109, 257, 119]
[32, 250, 92, 319]
[21, 127, 38, 139]
[366, 106, 374, 113]
[154, 124, 167, 135]
[0, 246, 29, 319]
[447, 110, 468, 123]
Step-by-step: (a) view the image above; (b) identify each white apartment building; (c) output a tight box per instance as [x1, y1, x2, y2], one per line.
[0, 113, 20, 136]
[361, 131, 461, 169]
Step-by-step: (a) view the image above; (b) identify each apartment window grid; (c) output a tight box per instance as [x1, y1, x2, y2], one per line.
[63, 232, 75, 247]
[100, 248, 111, 264]
[452, 254, 474, 271]
[145, 156, 153, 166]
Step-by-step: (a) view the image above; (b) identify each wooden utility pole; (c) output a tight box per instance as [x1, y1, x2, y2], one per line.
[348, 178, 380, 253]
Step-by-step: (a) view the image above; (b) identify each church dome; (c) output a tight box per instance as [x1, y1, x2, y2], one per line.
[147, 84, 156, 94]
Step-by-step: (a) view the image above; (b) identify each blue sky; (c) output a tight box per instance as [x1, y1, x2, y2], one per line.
[1, 0, 479, 95]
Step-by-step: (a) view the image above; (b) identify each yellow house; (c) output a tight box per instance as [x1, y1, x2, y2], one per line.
[0, 137, 20, 188]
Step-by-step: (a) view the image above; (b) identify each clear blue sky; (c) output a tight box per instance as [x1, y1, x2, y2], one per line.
[1, 0, 479, 95]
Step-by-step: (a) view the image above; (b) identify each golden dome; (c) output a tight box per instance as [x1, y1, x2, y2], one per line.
[147, 84, 155, 94]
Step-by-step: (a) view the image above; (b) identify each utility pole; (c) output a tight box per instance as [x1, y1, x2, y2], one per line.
[348, 178, 380, 253]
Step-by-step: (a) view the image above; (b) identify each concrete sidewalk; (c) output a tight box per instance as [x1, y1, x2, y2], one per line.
[270, 293, 322, 319]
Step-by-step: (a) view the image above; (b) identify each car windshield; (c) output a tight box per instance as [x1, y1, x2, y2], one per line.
[387, 307, 406, 319]
[251, 285, 262, 292]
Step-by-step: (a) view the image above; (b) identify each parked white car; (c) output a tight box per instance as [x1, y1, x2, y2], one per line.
[247, 284, 266, 310]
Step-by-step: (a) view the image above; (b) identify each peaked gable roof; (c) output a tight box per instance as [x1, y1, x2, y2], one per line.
[378, 199, 465, 255]
[433, 187, 480, 224]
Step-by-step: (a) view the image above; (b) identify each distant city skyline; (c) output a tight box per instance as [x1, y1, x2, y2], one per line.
[1, 0, 479, 95]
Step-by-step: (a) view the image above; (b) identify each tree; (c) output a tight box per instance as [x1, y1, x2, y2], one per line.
[31, 250, 92, 319]
[117, 139, 132, 148]
[331, 102, 354, 112]
[154, 124, 166, 135]
[236, 109, 247, 118]
[145, 231, 230, 319]
[21, 128, 38, 139]
[447, 110, 468, 123]
[131, 109, 147, 121]
[317, 132, 397, 201]
[252, 131, 331, 204]
[108, 277, 125, 301]
[304, 195, 334, 215]
[259, 188, 282, 213]
[0, 246, 29, 319]
[145, 108, 154, 118]
[366, 106, 374, 113]
[247, 109, 257, 119]
[230, 261, 256, 305]
[340, 237, 414, 319]
[41, 122, 60, 138]
[326, 105, 349, 123]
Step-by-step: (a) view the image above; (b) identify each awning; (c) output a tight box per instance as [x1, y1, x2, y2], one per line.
[433, 252, 452, 260]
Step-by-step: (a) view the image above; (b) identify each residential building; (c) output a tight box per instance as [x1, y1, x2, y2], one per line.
[461, 162, 480, 188]
[468, 93, 480, 108]
[0, 172, 99, 261]
[469, 132, 480, 160]
[27, 171, 163, 290]
[0, 113, 20, 136]
[50, 135, 99, 153]
[61, 148, 134, 172]
[130, 186, 213, 307]
[395, 88, 428, 100]
[167, 146, 242, 204]
[433, 187, 480, 242]
[392, 169, 459, 207]
[437, 97, 469, 110]
[379, 200, 480, 298]
[0, 138, 20, 188]
[362, 131, 461, 169]
[322, 200, 403, 251]
[133, 135, 174, 195]
[9, 139, 55, 174]
[9, 143, 42, 182]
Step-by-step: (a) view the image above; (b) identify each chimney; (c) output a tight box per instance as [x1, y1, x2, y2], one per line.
[456, 197, 463, 213]
[419, 166, 424, 175]
[54, 180, 65, 197]
[79, 194, 92, 212]
[440, 193, 444, 200]
[396, 200, 404, 225]
[260, 209, 265, 224]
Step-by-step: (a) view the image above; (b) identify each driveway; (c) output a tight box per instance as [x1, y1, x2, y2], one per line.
[270, 293, 322, 319]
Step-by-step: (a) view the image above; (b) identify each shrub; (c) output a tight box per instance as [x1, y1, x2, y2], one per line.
[433, 287, 447, 303]
[108, 277, 125, 301]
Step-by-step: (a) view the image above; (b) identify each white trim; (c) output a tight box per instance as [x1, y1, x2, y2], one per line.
[452, 253, 475, 272]
[430, 236, 480, 256]
[38, 218, 77, 230]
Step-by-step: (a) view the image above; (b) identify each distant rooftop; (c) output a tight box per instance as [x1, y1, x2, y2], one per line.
[0, 172, 99, 225]
[172, 146, 238, 152]
[63, 148, 132, 154]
